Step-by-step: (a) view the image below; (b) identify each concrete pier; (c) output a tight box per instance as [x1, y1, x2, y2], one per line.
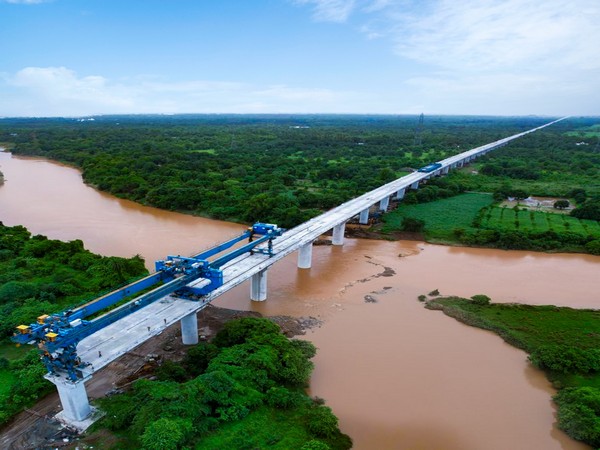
[250, 269, 268, 301]
[181, 312, 199, 345]
[395, 188, 405, 200]
[332, 223, 345, 246]
[359, 208, 369, 225]
[379, 196, 390, 211]
[411, 181, 419, 190]
[47, 374, 92, 422]
[298, 242, 313, 269]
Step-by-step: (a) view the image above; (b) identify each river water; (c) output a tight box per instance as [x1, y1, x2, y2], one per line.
[0, 150, 597, 449]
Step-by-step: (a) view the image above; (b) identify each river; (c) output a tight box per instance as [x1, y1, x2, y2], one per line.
[0, 150, 597, 449]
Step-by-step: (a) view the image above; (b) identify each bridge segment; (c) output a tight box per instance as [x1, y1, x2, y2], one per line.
[41, 117, 568, 426]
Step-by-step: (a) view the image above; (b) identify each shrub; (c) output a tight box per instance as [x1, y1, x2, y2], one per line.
[301, 440, 331, 450]
[266, 386, 303, 409]
[212, 317, 281, 348]
[529, 345, 600, 374]
[418, 295, 427, 302]
[554, 387, 600, 447]
[585, 240, 600, 255]
[306, 406, 339, 438]
[140, 417, 192, 450]
[401, 217, 425, 232]
[155, 360, 187, 382]
[470, 294, 491, 306]
[182, 342, 220, 377]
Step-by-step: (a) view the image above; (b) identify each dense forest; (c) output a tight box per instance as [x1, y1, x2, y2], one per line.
[4, 114, 598, 229]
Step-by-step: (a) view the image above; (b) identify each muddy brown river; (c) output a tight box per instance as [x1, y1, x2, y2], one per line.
[1, 150, 597, 449]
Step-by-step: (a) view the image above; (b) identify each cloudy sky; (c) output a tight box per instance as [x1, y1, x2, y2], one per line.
[0, 0, 598, 117]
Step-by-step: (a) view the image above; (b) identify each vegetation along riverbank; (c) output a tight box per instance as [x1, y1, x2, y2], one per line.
[0, 223, 348, 449]
[1, 115, 598, 254]
[85, 317, 351, 450]
[425, 295, 600, 448]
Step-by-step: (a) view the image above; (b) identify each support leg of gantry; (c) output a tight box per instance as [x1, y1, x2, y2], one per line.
[46, 373, 92, 423]
[181, 312, 199, 345]
[411, 181, 419, 190]
[250, 269, 268, 301]
[298, 242, 313, 269]
[395, 188, 405, 200]
[332, 223, 345, 246]
[379, 196, 390, 211]
[359, 208, 370, 225]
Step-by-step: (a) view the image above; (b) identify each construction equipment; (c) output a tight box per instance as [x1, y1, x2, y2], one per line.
[12, 223, 282, 381]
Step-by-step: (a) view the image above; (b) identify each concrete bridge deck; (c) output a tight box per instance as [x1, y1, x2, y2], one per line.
[47, 117, 568, 424]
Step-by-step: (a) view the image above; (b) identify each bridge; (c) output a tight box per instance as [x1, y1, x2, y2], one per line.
[14, 117, 567, 427]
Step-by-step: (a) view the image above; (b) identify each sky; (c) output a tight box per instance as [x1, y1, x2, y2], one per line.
[0, 0, 598, 117]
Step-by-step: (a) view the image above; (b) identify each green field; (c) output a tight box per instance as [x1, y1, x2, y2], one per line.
[566, 124, 600, 138]
[481, 207, 600, 237]
[382, 193, 494, 239]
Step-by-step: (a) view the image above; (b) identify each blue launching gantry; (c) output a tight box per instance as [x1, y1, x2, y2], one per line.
[12, 223, 282, 381]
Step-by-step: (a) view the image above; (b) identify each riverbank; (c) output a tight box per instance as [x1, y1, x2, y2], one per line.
[425, 296, 600, 448]
[1, 150, 597, 449]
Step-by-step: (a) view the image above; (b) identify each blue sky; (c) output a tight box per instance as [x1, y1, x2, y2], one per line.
[0, 0, 598, 117]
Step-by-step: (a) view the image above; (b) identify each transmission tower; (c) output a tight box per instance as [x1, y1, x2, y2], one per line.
[413, 113, 424, 146]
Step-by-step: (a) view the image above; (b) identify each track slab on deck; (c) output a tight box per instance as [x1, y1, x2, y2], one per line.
[77, 296, 203, 373]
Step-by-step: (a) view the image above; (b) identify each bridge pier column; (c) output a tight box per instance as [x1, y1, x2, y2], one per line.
[379, 196, 390, 211]
[181, 312, 198, 345]
[298, 242, 313, 269]
[359, 208, 369, 225]
[332, 223, 345, 246]
[411, 181, 419, 190]
[250, 269, 268, 301]
[442, 166, 449, 174]
[46, 374, 92, 423]
[395, 188, 405, 200]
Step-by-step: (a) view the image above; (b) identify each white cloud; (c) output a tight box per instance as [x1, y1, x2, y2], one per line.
[294, 0, 357, 23]
[0, 66, 355, 116]
[392, 0, 600, 72]
[295, 0, 600, 114]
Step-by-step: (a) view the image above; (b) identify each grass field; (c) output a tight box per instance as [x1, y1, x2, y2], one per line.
[481, 206, 600, 237]
[566, 124, 600, 138]
[381, 193, 494, 239]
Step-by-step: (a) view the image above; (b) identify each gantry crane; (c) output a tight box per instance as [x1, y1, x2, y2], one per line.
[12, 223, 282, 381]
